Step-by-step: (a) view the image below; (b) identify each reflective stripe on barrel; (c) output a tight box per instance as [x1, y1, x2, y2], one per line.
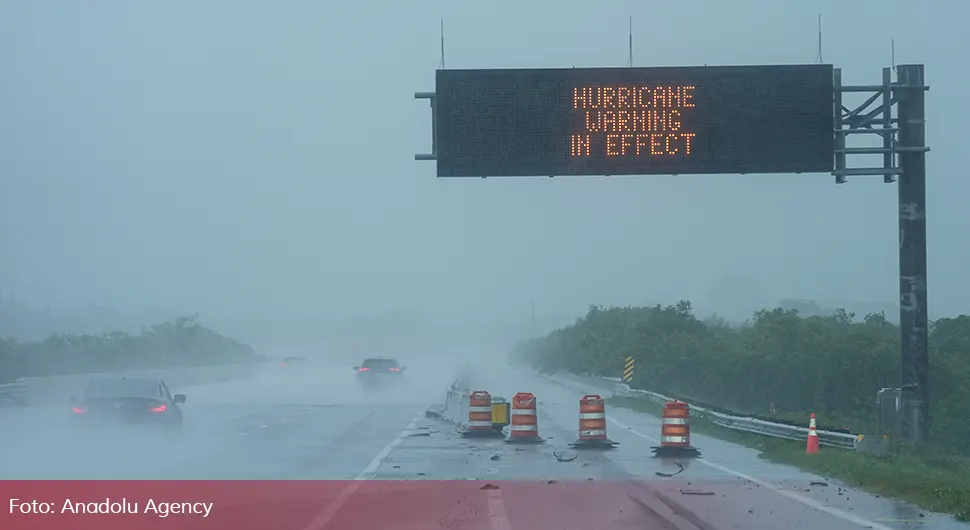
[660, 401, 691, 447]
[578, 394, 607, 441]
[467, 391, 493, 429]
[510, 392, 539, 438]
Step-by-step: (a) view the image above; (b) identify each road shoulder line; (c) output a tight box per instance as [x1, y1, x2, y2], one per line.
[606, 414, 895, 530]
[301, 409, 424, 530]
[486, 488, 514, 530]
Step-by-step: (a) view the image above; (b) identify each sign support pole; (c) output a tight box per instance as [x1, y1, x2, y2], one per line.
[895, 64, 929, 445]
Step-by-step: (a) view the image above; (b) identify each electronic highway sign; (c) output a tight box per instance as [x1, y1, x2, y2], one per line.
[433, 64, 835, 177]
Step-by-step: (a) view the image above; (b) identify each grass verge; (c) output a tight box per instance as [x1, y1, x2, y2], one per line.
[608, 395, 970, 522]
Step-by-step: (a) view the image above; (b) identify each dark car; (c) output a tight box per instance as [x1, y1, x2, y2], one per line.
[354, 358, 406, 384]
[70, 377, 185, 430]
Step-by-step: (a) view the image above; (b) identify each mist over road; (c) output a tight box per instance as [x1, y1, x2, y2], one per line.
[2, 350, 966, 530]
[0, 355, 456, 480]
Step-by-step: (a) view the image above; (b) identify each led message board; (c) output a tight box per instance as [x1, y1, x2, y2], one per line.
[433, 65, 834, 177]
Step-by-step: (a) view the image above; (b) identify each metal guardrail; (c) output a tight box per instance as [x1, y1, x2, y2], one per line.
[442, 370, 860, 449]
[440, 369, 859, 449]
[596, 375, 860, 449]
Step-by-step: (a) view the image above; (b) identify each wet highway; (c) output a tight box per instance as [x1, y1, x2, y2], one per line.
[1, 358, 966, 530]
[0, 366, 439, 481]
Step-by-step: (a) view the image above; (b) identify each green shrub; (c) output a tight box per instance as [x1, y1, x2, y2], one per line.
[0, 315, 259, 381]
[512, 301, 970, 456]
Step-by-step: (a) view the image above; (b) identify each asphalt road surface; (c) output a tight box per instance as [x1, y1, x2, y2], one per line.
[1, 359, 966, 530]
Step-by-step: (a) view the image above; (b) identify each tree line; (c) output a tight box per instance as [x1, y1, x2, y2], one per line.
[511, 301, 970, 456]
[0, 315, 261, 383]
[0, 288, 182, 341]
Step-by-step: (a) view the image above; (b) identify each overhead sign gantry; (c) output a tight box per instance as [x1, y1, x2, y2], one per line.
[415, 62, 930, 445]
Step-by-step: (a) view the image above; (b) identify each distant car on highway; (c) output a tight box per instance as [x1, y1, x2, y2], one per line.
[279, 356, 310, 369]
[354, 358, 406, 385]
[70, 377, 185, 431]
[0, 378, 28, 407]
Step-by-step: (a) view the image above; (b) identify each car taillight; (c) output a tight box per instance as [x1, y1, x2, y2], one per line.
[387, 367, 400, 372]
[149, 404, 167, 413]
[358, 367, 370, 371]
[72, 406, 86, 414]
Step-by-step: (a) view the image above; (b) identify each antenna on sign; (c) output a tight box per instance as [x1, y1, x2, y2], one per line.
[627, 16, 634, 67]
[439, 19, 446, 69]
[891, 39, 896, 71]
[815, 14, 823, 64]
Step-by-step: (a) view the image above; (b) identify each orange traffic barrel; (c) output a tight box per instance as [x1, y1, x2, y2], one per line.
[570, 394, 617, 448]
[506, 392, 543, 444]
[462, 390, 499, 437]
[651, 400, 700, 457]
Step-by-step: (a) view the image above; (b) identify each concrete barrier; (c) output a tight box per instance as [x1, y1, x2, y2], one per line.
[427, 376, 471, 428]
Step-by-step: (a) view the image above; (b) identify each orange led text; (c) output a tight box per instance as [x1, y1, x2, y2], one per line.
[570, 85, 698, 159]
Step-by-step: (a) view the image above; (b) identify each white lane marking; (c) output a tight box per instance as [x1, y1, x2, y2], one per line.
[300, 410, 425, 530]
[606, 415, 895, 530]
[486, 489, 514, 530]
[354, 413, 421, 480]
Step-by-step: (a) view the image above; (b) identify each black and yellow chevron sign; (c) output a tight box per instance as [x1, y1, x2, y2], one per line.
[622, 356, 635, 383]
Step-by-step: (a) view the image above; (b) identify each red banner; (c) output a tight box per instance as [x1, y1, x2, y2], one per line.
[1, 479, 680, 530]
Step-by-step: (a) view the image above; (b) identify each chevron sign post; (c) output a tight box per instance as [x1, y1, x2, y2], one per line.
[622, 357, 635, 383]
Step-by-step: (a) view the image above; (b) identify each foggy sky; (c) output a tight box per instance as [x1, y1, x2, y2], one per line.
[1, 0, 966, 332]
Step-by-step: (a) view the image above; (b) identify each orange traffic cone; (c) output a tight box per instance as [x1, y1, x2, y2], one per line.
[806, 413, 819, 454]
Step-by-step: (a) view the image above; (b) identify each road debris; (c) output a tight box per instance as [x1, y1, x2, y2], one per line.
[553, 449, 578, 462]
[680, 489, 714, 496]
[654, 462, 685, 477]
[480, 483, 499, 490]
[490, 454, 501, 461]
[810, 481, 828, 487]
